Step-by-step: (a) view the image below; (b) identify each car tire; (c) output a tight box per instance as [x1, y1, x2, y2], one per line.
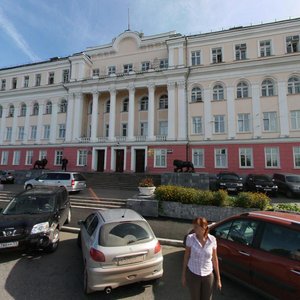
[25, 184, 33, 190]
[64, 208, 71, 225]
[45, 228, 60, 253]
[84, 264, 92, 294]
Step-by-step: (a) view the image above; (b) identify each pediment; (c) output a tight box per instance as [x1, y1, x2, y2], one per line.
[112, 31, 142, 54]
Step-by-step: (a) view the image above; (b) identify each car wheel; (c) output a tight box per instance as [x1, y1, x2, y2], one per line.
[286, 190, 293, 198]
[77, 231, 81, 249]
[26, 184, 33, 190]
[45, 228, 60, 253]
[84, 264, 92, 294]
[64, 208, 71, 225]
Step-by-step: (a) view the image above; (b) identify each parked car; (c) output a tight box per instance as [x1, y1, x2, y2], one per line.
[215, 172, 243, 193]
[0, 186, 71, 253]
[24, 171, 86, 193]
[0, 170, 15, 184]
[209, 211, 300, 300]
[77, 208, 163, 294]
[273, 173, 300, 198]
[244, 174, 278, 196]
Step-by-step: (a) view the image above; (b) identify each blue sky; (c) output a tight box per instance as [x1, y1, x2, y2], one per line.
[0, 0, 299, 68]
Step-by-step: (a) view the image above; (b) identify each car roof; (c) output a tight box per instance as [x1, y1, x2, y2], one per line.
[273, 173, 300, 176]
[96, 209, 145, 223]
[17, 186, 66, 196]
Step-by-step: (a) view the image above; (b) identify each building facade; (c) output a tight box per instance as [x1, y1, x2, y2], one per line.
[0, 18, 300, 175]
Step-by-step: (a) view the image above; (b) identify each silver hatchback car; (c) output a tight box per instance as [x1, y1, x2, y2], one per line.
[77, 209, 163, 294]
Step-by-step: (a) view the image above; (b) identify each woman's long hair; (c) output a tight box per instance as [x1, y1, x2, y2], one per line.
[192, 217, 209, 238]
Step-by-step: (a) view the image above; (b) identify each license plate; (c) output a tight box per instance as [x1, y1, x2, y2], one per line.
[228, 188, 236, 191]
[0, 241, 19, 249]
[118, 255, 144, 266]
[264, 188, 271, 191]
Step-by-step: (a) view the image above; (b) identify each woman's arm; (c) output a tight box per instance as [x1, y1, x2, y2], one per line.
[212, 248, 222, 290]
[181, 246, 191, 287]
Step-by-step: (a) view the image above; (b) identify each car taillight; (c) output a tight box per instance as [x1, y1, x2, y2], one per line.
[90, 248, 105, 262]
[154, 241, 161, 254]
[71, 179, 75, 187]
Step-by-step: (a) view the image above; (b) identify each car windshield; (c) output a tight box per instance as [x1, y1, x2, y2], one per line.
[99, 221, 153, 247]
[254, 175, 271, 181]
[2, 195, 56, 215]
[286, 176, 300, 183]
[221, 174, 239, 180]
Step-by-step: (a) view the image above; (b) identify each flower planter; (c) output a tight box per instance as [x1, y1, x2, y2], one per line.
[138, 186, 156, 196]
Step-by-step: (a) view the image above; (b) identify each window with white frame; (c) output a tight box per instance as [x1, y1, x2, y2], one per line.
[191, 51, 201, 65]
[18, 126, 25, 140]
[105, 100, 110, 113]
[122, 98, 129, 112]
[265, 147, 279, 168]
[30, 125, 37, 140]
[140, 96, 148, 111]
[214, 115, 225, 133]
[239, 148, 253, 168]
[5, 127, 12, 141]
[261, 79, 275, 96]
[45, 101, 52, 114]
[25, 150, 33, 165]
[123, 64, 133, 74]
[159, 121, 168, 135]
[1, 151, 8, 165]
[59, 99, 67, 113]
[141, 61, 150, 71]
[35, 74, 41, 86]
[154, 149, 167, 167]
[105, 124, 109, 137]
[238, 113, 251, 132]
[48, 72, 54, 84]
[39, 150, 47, 160]
[55, 150, 63, 165]
[33, 103, 39, 115]
[235, 43, 247, 60]
[288, 76, 300, 94]
[1, 79, 6, 90]
[286, 35, 299, 53]
[43, 125, 50, 139]
[213, 84, 224, 100]
[20, 103, 26, 116]
[191, 87, 202, 102]
[215, 148, 227, 168]
[291, 110, 300, 129]
[58, 124, 66, 139]
[159, 95, 168, 109]
[293, 146, 300, 168]
[8, 105, 14, 117]
[13, 151, 20, 165]
[62, 69, 70, 83]
[192, 116, 202, 134]
[159, 59, 168, 69]
[140, 122, 148, 136]
[260, 40, 271, 57]
[212, 47, 222, 63]
[12, 77, 17, 89]
[77, 149, 88, 166]
[92, 68, 100, 77]
[237, 81, 249, 98]
[193, 149, 204, 168]
[24, 75, 29, 88]
[122, 123, 127, 137]
[263, 112, 278, 132]
[108, 65, 116, 75]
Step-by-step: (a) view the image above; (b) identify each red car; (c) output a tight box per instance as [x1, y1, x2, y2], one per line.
[209, 211, 300, 300]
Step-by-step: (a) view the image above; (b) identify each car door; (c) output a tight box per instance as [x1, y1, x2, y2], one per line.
[57, 189, 69, 225]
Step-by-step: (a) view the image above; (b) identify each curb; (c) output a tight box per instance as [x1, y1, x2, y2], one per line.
[62, 226, 184, 247]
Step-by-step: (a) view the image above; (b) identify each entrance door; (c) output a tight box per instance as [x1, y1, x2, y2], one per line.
[135, 149, 145, 173]
[115, 150, 124, 172]
[97, 150, 105, 172]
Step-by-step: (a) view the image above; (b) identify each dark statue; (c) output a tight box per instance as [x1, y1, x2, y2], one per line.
[33, 158, 48, 169]
[173, 159, 195, 172]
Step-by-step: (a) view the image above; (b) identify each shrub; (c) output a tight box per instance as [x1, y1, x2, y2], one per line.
[139, 177, 155, 187]
[235, 192, 270, 210]
[272, 203, 300, 213]
[212, 190, 228, 207]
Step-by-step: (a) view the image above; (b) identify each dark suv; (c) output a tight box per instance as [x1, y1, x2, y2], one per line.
[0, 186, 71, 253]
[244, 174, 278, 196]
[215, 172, 243, 193]
[273, 173, 300, 198]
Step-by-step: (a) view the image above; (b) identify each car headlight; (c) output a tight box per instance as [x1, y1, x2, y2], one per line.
[220, 182, 226, 186]
[237, 183, 243, 187]
[255, 185, 262, 188]
[31, 222, 50, 234]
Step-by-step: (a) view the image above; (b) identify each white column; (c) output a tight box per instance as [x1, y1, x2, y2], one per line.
[203, 88, 212, 139]
[109, 88, 116, 141]
[65, 94, 74, 142]
[24, 103, 30, 143]
[251, 83, 262, 138]
[278, 81, 289, 137]
[0, 105, 7, 143]
[178, 46, 184, 66]
[168, 47, 175, 68]
[36, 101, 43, 143]
[227, 86, 236, 139]
[91, 91, 99, 141]
[73, 93, 83, 140]
[128, 85, 135, 141]
[50, 99, 58, 143]
[167, 82, 176, 140]
[147, 83, 155, 140]
[177, 81, 187, 140]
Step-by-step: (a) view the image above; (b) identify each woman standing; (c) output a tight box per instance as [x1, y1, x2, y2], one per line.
[182, 217, 222, 300]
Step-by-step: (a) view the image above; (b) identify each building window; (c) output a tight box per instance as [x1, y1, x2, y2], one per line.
[92, 68, 99, 77]
[159, 95, 168, 109]
[191, 87, 202, 102]
[159, 121, 168, 136]
[291, 110, 300, 129]
[192, 117, 202, 134]
[263, 112, 278, 132]
[25, 150, 33, 165]
[105, 124, 109, 137]
[261, 79, 275, 96]
[214, 115, 225, 133]
[18, 126, 25, 140]
[122, 123, 127, 137]
[12, 77, 17, 89]
[43, 125, 50, 139]
[8, 105, 14, 117]
[39, 150, 47, 160]
[141, 61, 150, 71]
[140, 96, 148, 111]
[55, 150, 63, 165]
[238, 113, 251, 132]
[88, 102, 93, 115]
[20, 103, 27, 116]
[237, 81, 249, 98]
[159, 59, 168, 69]
[192, 149, 204, 168]
[58, 124, 66, 139]
[35, 74, 41, 86]
[33, 103, 39, 115]
[140, 122, 148, 136]
[24, 75, 29, 88]
[212, 47, 222, 63]
[13, 151, 20, 165]
[1, 151, 8, 165]
[265, 147, 280, 168]
[191, 51, 201, 66]
[215, 148, 227, 168]
[288, 76, 300, 94]
[239, 148, 253, 168]
[105, 100, 110, 113]
[154, 149, 167, 167]
[5, 127, 12, 141]
[30, 126, 37, 140]
[59, 99, 67, 113]
[77, 149, 88, 166]
[293, 147, 300, 168]
[123, 64, 133, 74]
[48, 72, 54, 84]
[213, 84, 224, 100]
[235, 43, 247, 60]
[260, 40, 271, 57]
[286, 35, 299, 53]
[62, 69, 70, 83]
[45, 101, 52, 114]
[1, 79, 6, 91]
[108, 66, 116, 75]
[122, 98, 129, 112]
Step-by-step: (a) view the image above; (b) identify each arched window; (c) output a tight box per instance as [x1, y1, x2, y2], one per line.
[140, 96, 148, 111]
[33, 103, 39, 115]
[237, 82, 249, 98]
[262, 79, 274, 96]
[288, 76, 300, 94]
[45, 101, 52, 114]
[8, 105, 14, 117]
[191, 87, 202, 102]
[0, 105, 2, 118]
[20, 103, 27, 116]
[159, 94, 168, 109]
[213, 84, 224, 100]
[59, 99, 67, 113]
[105, 100, 110, 113]
[122, 98, 129, 112]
